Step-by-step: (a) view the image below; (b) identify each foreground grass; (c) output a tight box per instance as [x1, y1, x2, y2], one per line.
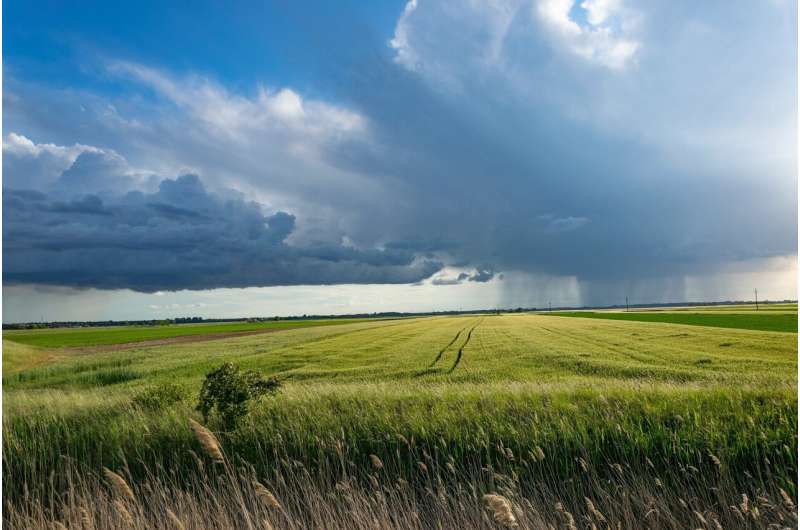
[9, 440, 796, 529]
[5, 381, 797, 529]
[4, 314, 797, 528]
[547, 310, 798, 333]
[3, 317, 376, 348]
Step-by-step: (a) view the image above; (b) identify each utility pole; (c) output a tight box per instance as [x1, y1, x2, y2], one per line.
[548, 301, 552, 312]
[754, 288, 759, 311]
[625, 296, 629, 312]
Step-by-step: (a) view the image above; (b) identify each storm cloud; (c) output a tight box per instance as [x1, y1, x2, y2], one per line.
[3, 155, 442, 291]
[3, 0, 796, 302]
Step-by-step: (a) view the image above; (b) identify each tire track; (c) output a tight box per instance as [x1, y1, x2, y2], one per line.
[447, 319, 482, 374]
[429, 325, 467, 367]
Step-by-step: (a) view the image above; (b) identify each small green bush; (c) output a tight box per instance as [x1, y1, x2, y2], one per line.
[197, 362, 280, 428]
[133, 382, 186, 410]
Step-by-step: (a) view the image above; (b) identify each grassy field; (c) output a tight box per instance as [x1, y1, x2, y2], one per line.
[2, 317, 375, 348]
[634, 303, 797, 312]
[546, 309, 798, 333]
[3, 312, 797, 528]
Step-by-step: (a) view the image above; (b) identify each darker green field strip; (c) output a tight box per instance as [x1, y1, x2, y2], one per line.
[2, 318, 378, 348]
[546, 311, 797, 333]
[4, 356, 145, 389]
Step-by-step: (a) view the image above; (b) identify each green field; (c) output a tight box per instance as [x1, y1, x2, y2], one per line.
[4, 312, 797, 528]
[649, 303, 797, 312]
[548, 309, 798, 333]
[2, 317, 374, 348]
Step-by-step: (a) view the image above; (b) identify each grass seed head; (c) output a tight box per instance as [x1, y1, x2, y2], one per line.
[253, 481, 282, 510]
[166, 509, 185, 530]
[113, 499, 134, 525]
[483, 494, 518, 528]
[693, 510, 707, 525]
[585, 497, 606, 523]
[189, 419, 224, 464]
[555, 502, 577, 530]
[79, 507, 94, 529]
[102, 468, 135, 502]
[779, 488, 795, 509]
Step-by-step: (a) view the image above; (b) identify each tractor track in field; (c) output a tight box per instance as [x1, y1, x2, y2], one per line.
[447, 319, 482, 374]
[429, 325, 467, 367]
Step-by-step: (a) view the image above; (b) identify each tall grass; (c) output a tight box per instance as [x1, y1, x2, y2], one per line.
[5, 414, 797, 529]
[4, 381, 797, 528]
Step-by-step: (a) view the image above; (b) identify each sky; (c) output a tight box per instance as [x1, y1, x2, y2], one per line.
[2, 0, 797, 322]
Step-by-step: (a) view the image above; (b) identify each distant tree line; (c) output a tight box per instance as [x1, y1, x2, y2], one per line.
[3, 299, 794, 330]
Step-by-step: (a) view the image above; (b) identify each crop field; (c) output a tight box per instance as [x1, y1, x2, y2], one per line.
[3, 311, 798, 528]
[3, 317, 375, 349]
[547, 307, 798, 333]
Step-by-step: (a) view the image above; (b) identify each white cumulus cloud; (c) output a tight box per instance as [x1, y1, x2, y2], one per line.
[536, 0, 639, 69]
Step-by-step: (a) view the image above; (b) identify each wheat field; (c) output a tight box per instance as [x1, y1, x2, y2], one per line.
[3, 312, 797, 528]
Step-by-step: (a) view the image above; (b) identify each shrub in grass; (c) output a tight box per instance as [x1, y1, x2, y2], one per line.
[132, 382, 187, 410]
[197, 362, 280, 428]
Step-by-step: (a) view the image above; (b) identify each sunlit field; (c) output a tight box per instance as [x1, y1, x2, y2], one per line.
[4, 311, 797, 528]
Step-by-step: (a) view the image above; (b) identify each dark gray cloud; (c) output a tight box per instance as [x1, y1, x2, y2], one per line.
[3, 172, 442, 292]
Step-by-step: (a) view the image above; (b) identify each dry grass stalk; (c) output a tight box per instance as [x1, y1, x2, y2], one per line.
[79, 507, 94, 529]
[693, 510, 707, 525]
[113, 499, 134, 525]
[483, 494, 518, 528]
[51, 523, 68, 530]
[166, 508, 186, 530]
[103, 468, 135, 502]
[779, 488, 795, 510]
[189, 419, 224, 463]
[585, 497, 606, 523]
[729, 505, 745, 521]
[555, 502, 577, 530]
[253, 480, 283, 510]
